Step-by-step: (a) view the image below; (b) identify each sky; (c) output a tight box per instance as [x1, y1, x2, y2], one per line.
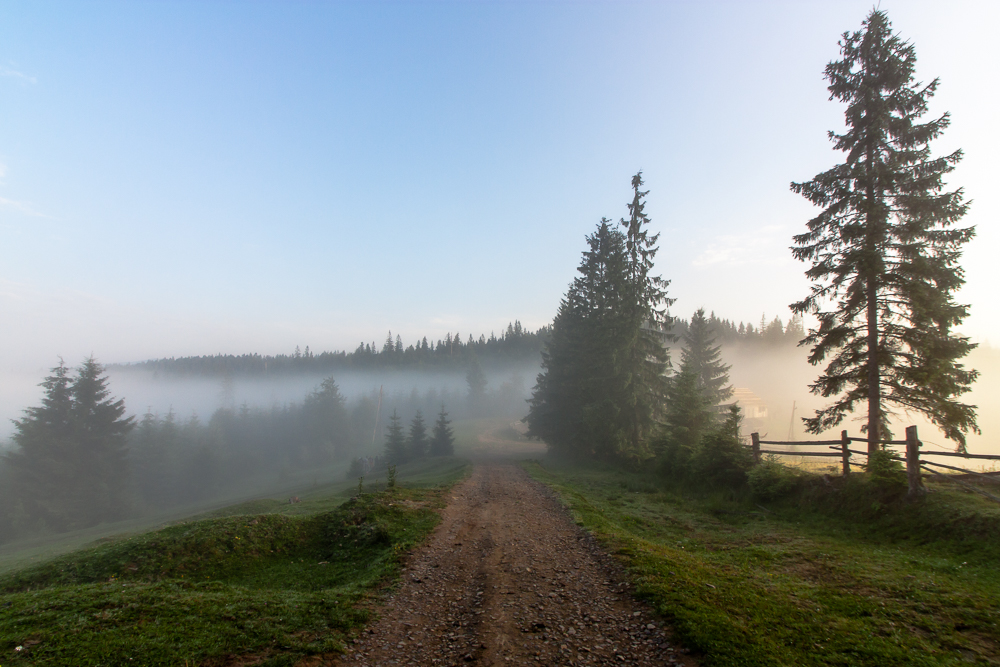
[1, 0, 998, 374]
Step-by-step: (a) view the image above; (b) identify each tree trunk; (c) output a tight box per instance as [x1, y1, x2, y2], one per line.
[865, 140, 882, 456]
[867, 266, 880, 454]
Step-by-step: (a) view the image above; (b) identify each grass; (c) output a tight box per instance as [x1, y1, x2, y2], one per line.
[0, 456, 469, 666]
[0, 460, 360, 578]
[524, 459, 1000, 666]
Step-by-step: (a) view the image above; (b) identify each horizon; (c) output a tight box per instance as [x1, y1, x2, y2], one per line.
[1, 1, 998, 373]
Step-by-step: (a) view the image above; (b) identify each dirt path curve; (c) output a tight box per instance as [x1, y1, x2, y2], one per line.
[334, 463, 694, 666]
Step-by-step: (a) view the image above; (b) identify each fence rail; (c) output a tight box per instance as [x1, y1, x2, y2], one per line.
[748, 427, 1000, 501]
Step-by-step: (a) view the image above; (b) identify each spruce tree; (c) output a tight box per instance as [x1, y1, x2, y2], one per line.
[303, 377, 349, 461]
[383, 410, 408, 464]
[528, 174, 674, 463]
[4, 358, 134, 531]
[659, 364, 712, 473]
[430, 405, 455, 456]
[70, 357, 134, 525]
[4, 360, 75, 530]
[615, 172, 674, 459]
[465, 356, 488, 413]
[408, 410, 429, 459]
[680, 308, 733, 408]
[791, 10, 978, 452]
[526, 220, 629, 459]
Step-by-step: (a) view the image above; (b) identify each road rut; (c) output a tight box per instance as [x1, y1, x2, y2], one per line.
[334, 463, 693, 666]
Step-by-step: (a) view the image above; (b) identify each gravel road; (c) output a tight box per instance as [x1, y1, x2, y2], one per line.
[333, 462, 694, 666]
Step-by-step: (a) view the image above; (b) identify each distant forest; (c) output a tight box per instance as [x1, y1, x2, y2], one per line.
[115, 315, 804, 378]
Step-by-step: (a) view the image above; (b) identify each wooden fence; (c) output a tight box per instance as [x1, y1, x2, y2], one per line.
[748, 426, 1000, 501]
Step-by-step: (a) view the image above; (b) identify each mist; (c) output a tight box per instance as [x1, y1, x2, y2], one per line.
[0, 362, 539, 446]
[722, 342, 1000, 456]
[106, 366, 532, 424]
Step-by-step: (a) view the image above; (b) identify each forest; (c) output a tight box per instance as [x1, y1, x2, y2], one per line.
[0, 308, 808, 546]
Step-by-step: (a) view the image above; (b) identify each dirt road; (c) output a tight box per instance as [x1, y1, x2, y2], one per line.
[334, 463, 693, 666]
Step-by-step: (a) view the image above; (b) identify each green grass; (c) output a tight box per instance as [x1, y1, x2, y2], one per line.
[524, 460, 1000, 666]
[0, 460, 360, 578]
[0, 456, 469, 666]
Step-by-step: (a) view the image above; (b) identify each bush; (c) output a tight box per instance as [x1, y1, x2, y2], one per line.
[655, 433, 695, 479]
[689, 429, 754, 488]
[866, 449, 907, 493]
[748, 456, 800, 500]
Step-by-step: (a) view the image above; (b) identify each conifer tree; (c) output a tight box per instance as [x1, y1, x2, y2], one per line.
[303, 377, 349, 461]
[3, 360, 75, 530]
[526, 220, 629, 459]
[70, 357, 135, 524]
[430, 405, 455, 456]
[4, 358, 134, 531]
[466, 356, 488, 410]
[615, 172, 675, 458]
[791, 10, 978, 452]
[680, 308, 733, 408]
[408, 410, 429, 459]
[660, 365, 712, 466]
[528, 174, 673, 462]
[383, 410, 408, 464]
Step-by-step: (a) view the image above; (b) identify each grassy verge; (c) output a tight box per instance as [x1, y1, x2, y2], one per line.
[0, 456, 469, 666]
[524, 460, 1000, 666]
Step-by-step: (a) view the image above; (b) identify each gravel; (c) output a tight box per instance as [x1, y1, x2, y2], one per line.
[331, 462, 695, 667]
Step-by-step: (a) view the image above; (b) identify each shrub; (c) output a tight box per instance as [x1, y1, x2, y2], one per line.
[689, 428, 754, 489]
[748, 456, 800, 500]
[866, 449, 907, 493]
[655, 433, 695, 479]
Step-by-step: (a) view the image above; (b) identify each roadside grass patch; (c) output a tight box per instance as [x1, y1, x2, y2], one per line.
[525, 460, 1000, 667]
[0, 458, 469, 666]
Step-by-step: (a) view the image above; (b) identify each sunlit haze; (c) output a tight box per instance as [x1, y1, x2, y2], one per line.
[2, 1, 998, 447]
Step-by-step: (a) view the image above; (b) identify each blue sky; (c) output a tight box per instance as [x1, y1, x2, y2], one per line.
[1, 0, 997, 370]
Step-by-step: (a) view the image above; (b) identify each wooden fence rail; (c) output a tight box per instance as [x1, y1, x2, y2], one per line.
[748, 426, 1000, 501]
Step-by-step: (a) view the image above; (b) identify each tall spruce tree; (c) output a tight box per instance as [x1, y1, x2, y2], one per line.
[526, 220, 629, 459]
[383, 410, 408, 464]
[616, 173, 674, 458]
[527, 173, 673, 462]
[680, 308, 733, 408]
[791, 10, 978, 452]
[430, 405, 455, 456]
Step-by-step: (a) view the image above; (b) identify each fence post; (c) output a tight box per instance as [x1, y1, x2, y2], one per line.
[751, 432, 761, 464]
[841, 430, 851, 476]
[906, 425, 925, 498]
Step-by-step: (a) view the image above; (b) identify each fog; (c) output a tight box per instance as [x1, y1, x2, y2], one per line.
[3, 345, 998, 456]
[723, 343, 1000, 457]
[0, 364, 539, 444]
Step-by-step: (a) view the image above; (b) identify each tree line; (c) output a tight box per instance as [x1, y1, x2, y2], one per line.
[113, 313, 800, 381]
[672, 312, 805, 348]
[114, 321, 549, 377]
